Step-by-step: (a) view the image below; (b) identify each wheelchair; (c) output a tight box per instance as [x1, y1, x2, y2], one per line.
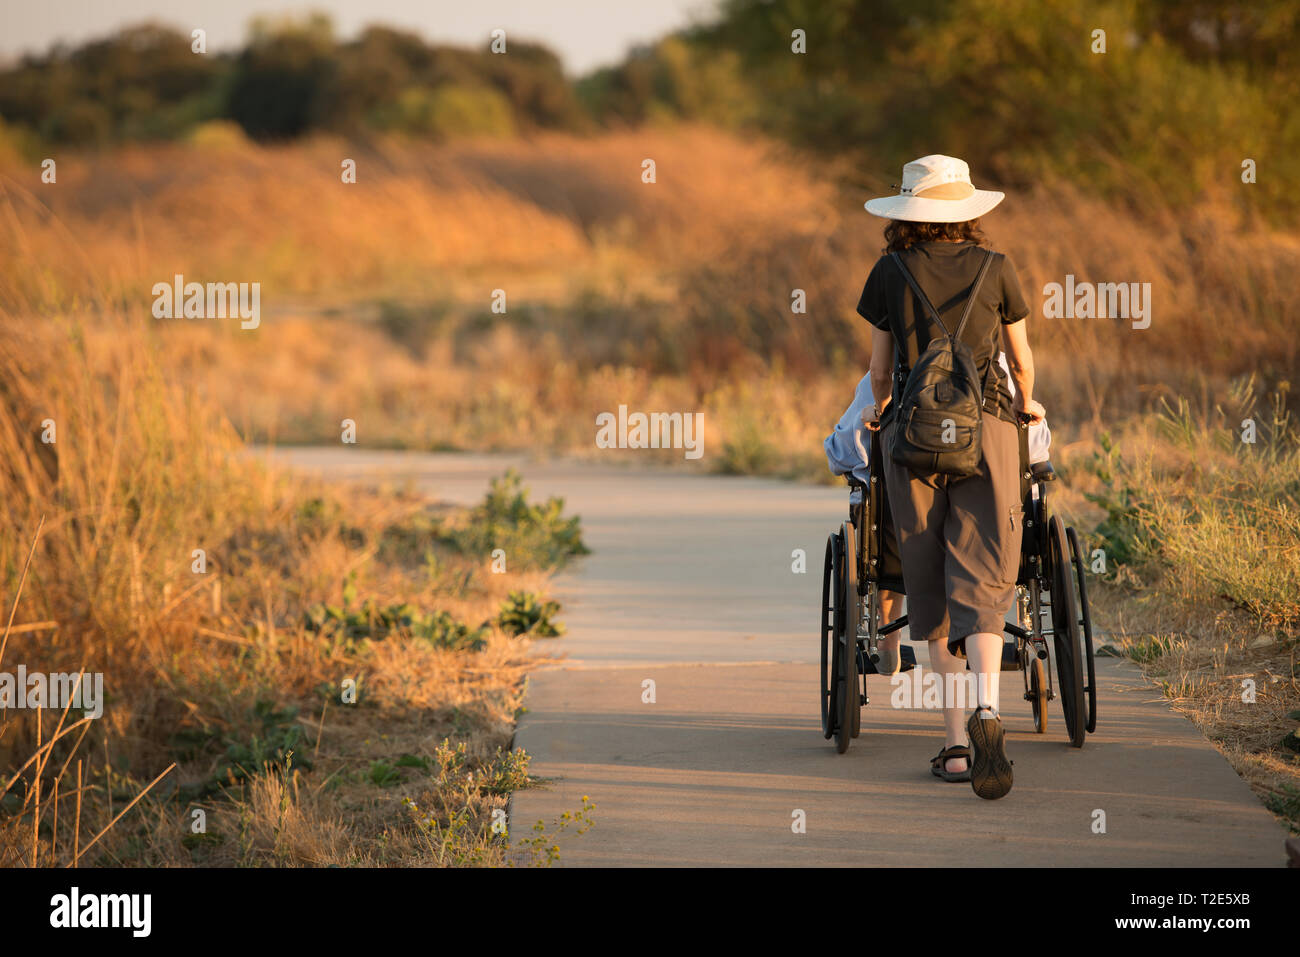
[820, 422, 1097, 753]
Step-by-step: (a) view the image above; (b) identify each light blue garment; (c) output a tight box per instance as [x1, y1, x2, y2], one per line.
[997, 352, 1052, 464]
[824, 372, 875, 484]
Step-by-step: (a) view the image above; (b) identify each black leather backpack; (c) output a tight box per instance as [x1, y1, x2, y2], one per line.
[887, 248, 995, 478]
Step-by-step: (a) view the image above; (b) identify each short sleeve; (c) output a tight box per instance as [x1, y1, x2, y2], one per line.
[855, 257, 891, 330]
[999, 255, 1030, 324]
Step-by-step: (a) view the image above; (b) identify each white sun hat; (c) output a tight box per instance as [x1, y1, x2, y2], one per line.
[864, 154, 1004, 223]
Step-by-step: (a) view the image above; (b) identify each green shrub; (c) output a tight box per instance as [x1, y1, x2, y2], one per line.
[178, 700, 314, 798]
[1083, 433, 1152, 567]
[443, 469, 588, 571]
[303, 597, 487, 651]
[1089, 388, 1300, 629]
[496, 591, 564, 638]
[368, 761, 402, 788]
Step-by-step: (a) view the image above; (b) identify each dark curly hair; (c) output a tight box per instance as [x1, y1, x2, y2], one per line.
[883, 218, 986, 253]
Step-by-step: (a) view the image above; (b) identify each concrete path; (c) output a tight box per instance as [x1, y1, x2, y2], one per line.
[272, 448, 1288, 866]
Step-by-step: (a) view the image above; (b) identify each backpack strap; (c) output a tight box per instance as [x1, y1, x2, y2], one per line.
[890, 251, 950, 338]
[952, 250, 996, 339]
[958, 251, 999, 410]
[890, 248, 996, 342]
[891, 248, 999, 410]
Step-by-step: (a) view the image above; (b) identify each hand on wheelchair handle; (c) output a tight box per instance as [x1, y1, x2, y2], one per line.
[1014, 396, 1046, 425]
[861, 398, 889, 432]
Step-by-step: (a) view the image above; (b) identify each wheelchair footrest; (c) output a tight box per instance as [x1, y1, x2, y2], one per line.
[861, 644, 918, 675]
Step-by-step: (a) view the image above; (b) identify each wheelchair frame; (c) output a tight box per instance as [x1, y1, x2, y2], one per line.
[820, 424, 1097, 754]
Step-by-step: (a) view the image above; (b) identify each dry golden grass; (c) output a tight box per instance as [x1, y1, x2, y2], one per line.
[0, 314, 583, 866]
[5, 125, 1293, 475]
[1063, 401, 1300, 832]
[2, 124, 1296, 854]
[1093, 580, 1300, 831]
[0, 127, 831, 310]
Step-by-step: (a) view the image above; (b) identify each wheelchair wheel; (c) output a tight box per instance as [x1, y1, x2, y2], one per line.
[1066, 527, 1099, 734]
[1048, 516, 1086, 748]
[844, 521, 862, 739]
[833, 522, 858, 753]
[1029, 655, 1048, 734]
[820, 534, 836, 739]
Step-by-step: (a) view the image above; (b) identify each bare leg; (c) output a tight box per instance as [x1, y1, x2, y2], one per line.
[963, 632, 1003, 714]
[928, 637, 969, 773]
[874, 590, 903, 674]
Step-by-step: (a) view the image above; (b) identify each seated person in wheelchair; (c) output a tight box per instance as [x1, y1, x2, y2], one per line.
[822, 358, 1053, 684]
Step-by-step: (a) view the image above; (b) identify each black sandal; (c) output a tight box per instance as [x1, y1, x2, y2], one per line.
[930, 745, 971, 782]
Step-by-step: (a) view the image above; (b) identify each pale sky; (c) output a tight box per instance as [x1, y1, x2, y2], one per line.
[0, 0, 717, 74]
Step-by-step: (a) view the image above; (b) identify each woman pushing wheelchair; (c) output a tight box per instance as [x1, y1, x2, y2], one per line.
[839, 154, 1044, 800]
[823, 357, 1052, 684]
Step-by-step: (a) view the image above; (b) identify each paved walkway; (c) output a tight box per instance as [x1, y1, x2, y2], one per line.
[273, 448, 1288, 866]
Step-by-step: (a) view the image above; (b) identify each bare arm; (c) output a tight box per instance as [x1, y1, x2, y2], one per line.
[866, 325, 894, 429]
[1000, 319, 1045, 422]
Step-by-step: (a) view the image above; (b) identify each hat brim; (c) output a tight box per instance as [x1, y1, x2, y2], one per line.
[864, 188, 1005, 223]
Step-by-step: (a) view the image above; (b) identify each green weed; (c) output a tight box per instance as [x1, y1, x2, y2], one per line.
[496, 590, 565, 638]
[443, 470, 588, 571]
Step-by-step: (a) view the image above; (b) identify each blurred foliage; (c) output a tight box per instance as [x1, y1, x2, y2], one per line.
[576, 36, 758, 128]
[1, 2, 1295, 217]
[0, 24, 224, 147]
[226, 15, 338, 139]
[665, 0, 1300, 219]
[495, 590, 565, 638]
[441, 470, 589, 572]
[302, 597, 488, 651]
[0, 15, 581, 145]
[371, 85, 516, 138]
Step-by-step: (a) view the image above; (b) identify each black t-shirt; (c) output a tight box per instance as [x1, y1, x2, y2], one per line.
[857, 241, 1030, 425]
